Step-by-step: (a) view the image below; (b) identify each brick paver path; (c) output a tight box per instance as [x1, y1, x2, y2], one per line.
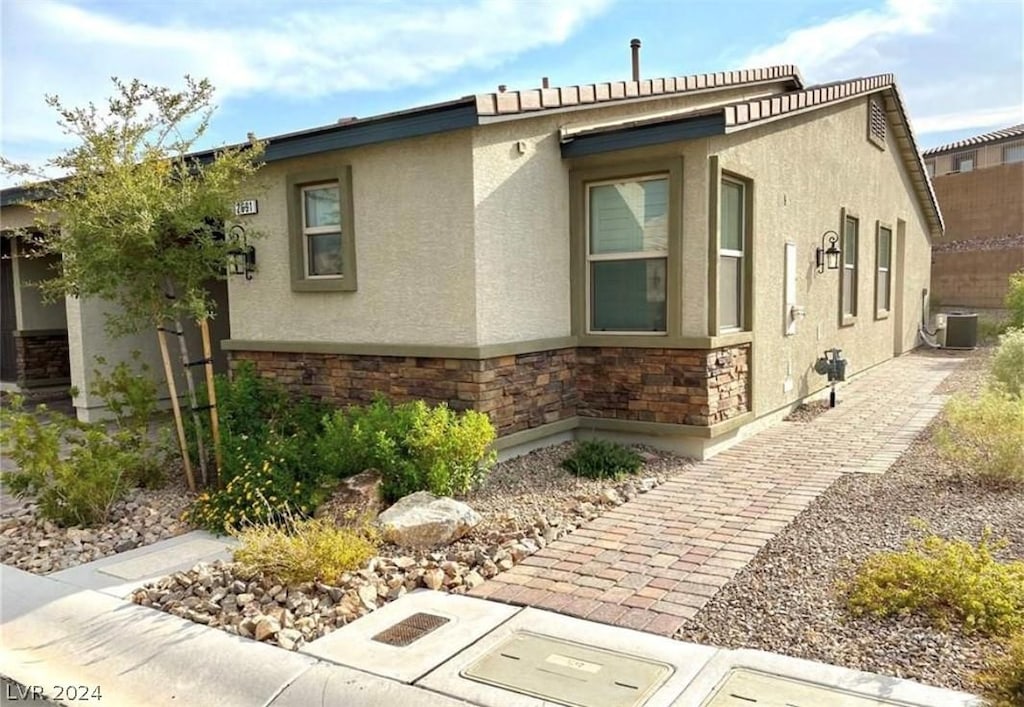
[469, 352, 963, 637]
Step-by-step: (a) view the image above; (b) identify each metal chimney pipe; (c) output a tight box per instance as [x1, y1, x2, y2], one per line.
[630, 38, 641, 81]
[542, 77, 550, 89]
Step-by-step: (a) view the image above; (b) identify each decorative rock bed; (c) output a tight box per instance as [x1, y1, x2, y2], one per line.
[0, 481, 193, 574]
[131, 443, 688, 650]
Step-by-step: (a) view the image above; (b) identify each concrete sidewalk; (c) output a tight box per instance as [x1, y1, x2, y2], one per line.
[1, 566, 978, 707]
[469, 353, 963, 636]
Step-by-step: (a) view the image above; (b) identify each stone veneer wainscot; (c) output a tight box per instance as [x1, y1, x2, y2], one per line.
[230, 344, 751, 437]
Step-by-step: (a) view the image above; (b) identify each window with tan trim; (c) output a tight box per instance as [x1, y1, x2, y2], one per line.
[718, 176, 749, 332]
[840, 212, 858, 324]
[875, 222, 892, 318]
[287, 166, 357, 292]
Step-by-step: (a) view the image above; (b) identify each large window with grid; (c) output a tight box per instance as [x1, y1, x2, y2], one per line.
[586, 175, 668, 332]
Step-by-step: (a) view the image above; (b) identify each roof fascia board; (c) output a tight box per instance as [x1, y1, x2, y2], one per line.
[261, 102, 480, 162]
[560, 114, 725, 158]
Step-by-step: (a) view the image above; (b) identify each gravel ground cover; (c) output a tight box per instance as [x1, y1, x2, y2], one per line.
[678, 347, 1021, 693]
[0, 480, 193, 574]
[132, 443, 690, 650]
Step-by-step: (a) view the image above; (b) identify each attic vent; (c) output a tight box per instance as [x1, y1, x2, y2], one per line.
[371, 612, 449, 647]
[868, 99, 887, 150]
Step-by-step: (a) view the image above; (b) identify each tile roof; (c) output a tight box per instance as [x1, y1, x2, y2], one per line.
[921, 123, 1024, 157]
[474, 65, 803, 117]
[723, 74, 894, 129]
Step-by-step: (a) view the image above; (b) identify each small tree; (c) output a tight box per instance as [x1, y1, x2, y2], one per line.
[2, 77, 264, 490]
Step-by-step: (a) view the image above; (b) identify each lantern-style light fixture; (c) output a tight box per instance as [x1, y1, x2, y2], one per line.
[816, 230, 842, 273]
[227, 224, 256, 280]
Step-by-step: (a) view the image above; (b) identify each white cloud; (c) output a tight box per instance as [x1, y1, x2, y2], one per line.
[736, 0, 1022, 144]
[742, 0, 952, 77]
[1, 0, 611, 148]
[914, 105, 1024, 135]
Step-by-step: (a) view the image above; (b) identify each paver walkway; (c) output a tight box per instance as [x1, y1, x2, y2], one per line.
[469, 351, 963, 637]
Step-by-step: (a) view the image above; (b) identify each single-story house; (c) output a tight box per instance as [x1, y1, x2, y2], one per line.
[0, 63, 941, 458]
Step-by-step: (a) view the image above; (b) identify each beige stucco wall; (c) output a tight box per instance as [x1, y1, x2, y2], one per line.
[708, 96, 933, 416]
[470, 82, 794, 346]
[228, 130, 478, 346]
[11, 247, 66, 331]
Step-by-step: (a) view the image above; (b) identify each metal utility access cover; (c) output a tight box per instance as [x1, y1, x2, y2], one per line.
[701, 669, 913, 707]
[372, 612, 450, 647]
[461, 631, 674, 707]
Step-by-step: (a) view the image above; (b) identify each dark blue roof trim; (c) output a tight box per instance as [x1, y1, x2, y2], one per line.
[1, 100, 480, 207]
[561, 113, 725, 158]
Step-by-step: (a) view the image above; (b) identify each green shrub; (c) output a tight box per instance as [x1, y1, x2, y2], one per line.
[319, 397, 497, 504]
[187, 364, 337, 529]
[1006, 269, 1024, 329]
[187, 430, 333, 531]
[847, 528, 1024, 636]
[975, 632, 1024, 707]
[991, 327, 1024, 398]
[232, 516, 379, 585]
[88, 353, 166, 487]
[0, 397, 142, 526]
[936, 389, 1024, 484]
[978, 317, 1010, 345]
[561, 439, 643, 480]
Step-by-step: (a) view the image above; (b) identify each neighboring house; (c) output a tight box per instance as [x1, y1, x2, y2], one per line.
[1, 64, 941, 458]
[922, 124, 1024, 312]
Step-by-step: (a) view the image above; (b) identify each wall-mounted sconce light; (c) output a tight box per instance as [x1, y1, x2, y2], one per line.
[228, 224, 256, 280]
[816, 230, 842, 273]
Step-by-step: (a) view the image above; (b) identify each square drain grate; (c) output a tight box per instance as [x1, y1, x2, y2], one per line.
[371, 612, 450, 647]
[700, 669, 913, 707]
[461, 631, 674, 707]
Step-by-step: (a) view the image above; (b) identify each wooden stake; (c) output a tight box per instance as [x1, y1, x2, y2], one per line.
[157, 326, 195, 492]
[173, 316, 209, 488]
[199, 318, 222, 482]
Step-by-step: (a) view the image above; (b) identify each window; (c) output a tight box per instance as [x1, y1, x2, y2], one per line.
[719, 178, 746, 332]
[586, 175, 668, 332]
[875, 223, 892, 317]
[287, 167, 357, 292]
[925, 159, 936, 178]
[953, 151, 975, 173]
[868, 98, 886, 149]
[302, 184, 342, 277]
[841, 213, 858, 322]
[1003, 142, 1024, 164]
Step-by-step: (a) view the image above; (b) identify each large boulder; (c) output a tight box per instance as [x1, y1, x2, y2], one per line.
[377, 491, 481, 549]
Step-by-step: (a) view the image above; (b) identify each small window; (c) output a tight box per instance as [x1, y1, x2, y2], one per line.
[868, 99, 886, 149]
[841, 214, 858, 322]
[875, 223, 892, 317]
[953, 151, 976, 172]
[925, 159, 936, 178]
[302, 184, 342, 277]
[288, 167, 357, 292]
[1003, 142, 1024, 164]
[586, 176, 668, 332]
[718, 178, 747, 332]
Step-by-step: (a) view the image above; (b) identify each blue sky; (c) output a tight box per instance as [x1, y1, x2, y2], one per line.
[2, 0, 1022, 184]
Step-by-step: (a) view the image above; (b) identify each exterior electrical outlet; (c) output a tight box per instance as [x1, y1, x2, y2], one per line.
[461, 631, 674, 707]
[699, 669, 915, 707]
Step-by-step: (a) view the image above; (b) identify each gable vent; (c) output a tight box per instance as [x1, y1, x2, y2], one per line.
[869, 98, 887, 149]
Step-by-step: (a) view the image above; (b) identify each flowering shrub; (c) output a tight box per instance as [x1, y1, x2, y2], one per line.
[187, 432, 329, 532]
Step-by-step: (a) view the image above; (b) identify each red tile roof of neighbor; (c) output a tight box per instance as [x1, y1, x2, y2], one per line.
[922, 123, 1024, 157]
